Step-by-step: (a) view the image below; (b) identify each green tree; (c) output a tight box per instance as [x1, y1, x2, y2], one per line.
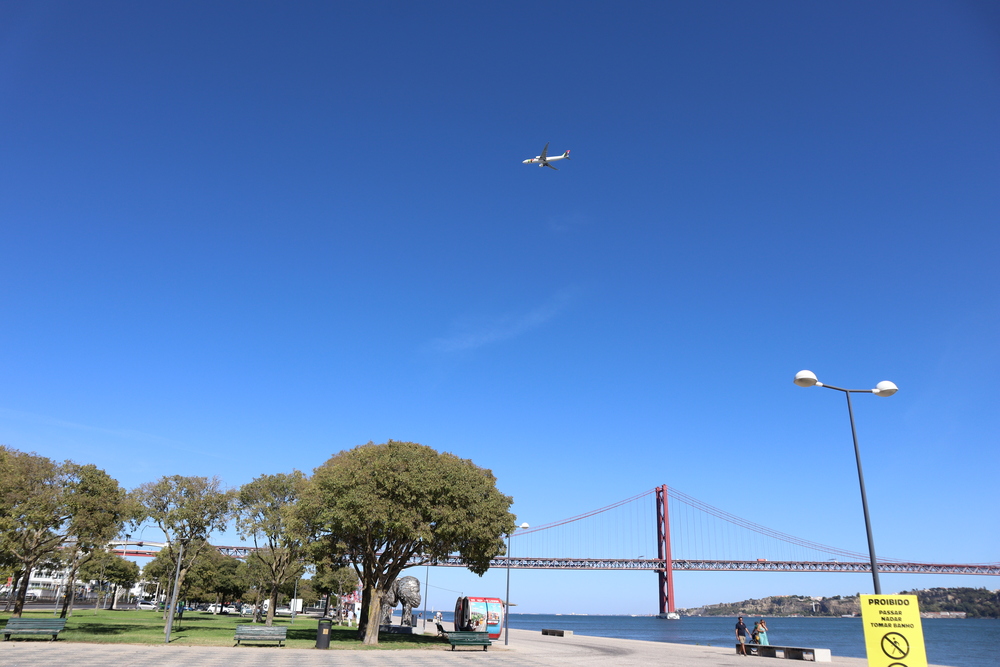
[0, 448, 70, 616]
[312, 562, 359, 620]
[0, 447, 130, 617]
[60, 464, 141, 617]
[300, 440, 515, 645]
[235, 471, 309, 626]
[142, 545, 186, 599]
[142, 539, 245, 611]
[290, 573, 318, 610]
[134, 475, 233, 622]
[79, 548, 140, 610]
[186, 546, 248, 605]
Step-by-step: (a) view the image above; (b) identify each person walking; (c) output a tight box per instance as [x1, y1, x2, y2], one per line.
[735, 616, 749, 656]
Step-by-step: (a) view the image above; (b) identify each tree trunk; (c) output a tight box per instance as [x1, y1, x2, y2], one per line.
[162, 567, 189, 622]
[12, 567, 33, 618]
[60, 552, 81, 618]
[67, 578, 78, 617]
[252, 588, 264, 623]
[3, 570, 22, 613]
[361, 587, 384, 645]
[357, 586, 370, 639]
[266, 586, 279, 627]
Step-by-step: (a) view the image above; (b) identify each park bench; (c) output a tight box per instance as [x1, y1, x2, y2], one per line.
[234, 624, 287, 646]
[2, 618, 67, 641]
[541, 628, 573, 636]
[738, 643, 832, 662]
[447, 630, 491, 651]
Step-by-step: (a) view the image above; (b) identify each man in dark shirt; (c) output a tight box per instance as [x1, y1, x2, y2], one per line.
[735, 616, 749, 656]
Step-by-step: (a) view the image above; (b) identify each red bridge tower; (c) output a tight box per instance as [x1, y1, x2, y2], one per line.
[655, 484, 675, 616]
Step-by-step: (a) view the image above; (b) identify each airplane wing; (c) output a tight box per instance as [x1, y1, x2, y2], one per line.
[544, 162, 558, 170]
[539, 142, 550, 161]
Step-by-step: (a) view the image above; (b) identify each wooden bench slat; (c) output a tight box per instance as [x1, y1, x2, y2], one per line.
[236, 629, 287, 633]
[4, 620, 67, 627]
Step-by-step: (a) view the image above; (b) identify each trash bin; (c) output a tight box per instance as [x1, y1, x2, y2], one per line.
[316, 617, 332, 649]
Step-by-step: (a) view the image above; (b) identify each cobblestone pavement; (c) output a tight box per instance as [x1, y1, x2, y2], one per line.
[0, 628, 951, 667]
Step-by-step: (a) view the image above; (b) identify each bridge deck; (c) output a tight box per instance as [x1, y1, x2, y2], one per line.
[431, 556, 1000, 575]
[111, 545, 998, 575]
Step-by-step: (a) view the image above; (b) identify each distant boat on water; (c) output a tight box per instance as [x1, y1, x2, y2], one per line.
[657, 612, 681, 620]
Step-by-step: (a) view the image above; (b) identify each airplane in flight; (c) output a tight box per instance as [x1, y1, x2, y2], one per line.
[522, 142, 570, 170]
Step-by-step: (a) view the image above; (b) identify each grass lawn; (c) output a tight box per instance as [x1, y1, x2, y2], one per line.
[1, 609, 448, 649]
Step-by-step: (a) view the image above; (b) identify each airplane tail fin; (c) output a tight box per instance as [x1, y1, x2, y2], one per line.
[563, 150, 570, 159]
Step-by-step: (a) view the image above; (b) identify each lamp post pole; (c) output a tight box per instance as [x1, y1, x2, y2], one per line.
[422, 564, 429, 632]
[794, 370, 897, 595]
[504, 522, 529, 646]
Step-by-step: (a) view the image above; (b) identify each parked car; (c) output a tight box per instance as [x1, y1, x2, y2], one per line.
[240, 604, 255, 616]
[274, 606, 293, 616]
[223, 605, 238, 614]
[136, 600, 157, 610]
[207, 603, 224, 614]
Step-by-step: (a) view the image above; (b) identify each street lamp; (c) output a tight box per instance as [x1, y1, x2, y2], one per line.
[794, 370, 897, 594]
[421, 564, 430, 632]
[504, 522, 529, 646]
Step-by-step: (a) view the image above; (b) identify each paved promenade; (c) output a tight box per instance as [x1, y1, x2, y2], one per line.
[0, 627, 955, 667]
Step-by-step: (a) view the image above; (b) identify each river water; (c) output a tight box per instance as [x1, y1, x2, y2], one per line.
[494, 614, 999, 667]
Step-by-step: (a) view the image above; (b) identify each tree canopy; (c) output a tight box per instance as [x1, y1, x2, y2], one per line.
[235, 471, 308, 625]
[301, 440, 515, 644]
[186, 546, 249, 605]
[79, 548, 140, 609]
[312, 561, 359, 615]
[0, 447, 131, 616]
[134, 475, 233, 621]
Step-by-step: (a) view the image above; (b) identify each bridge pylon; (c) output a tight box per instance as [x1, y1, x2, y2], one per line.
[655, 484, 675, 615]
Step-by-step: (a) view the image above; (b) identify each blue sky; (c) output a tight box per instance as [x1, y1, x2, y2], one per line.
[1, 1, 998, 613]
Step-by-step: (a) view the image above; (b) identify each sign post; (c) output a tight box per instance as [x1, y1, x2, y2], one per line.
[860, 594, 927, 667]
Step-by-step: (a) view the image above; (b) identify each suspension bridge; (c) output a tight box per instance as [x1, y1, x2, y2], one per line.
[112, 484, 999, 616]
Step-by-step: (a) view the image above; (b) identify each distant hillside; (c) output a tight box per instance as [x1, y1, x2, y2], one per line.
[680, 587, 999, 619]
[903, 587, 1000, 618]
[681, 594, 860, 618]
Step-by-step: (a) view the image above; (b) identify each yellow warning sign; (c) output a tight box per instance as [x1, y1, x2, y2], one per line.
[860, 594, 928, 667]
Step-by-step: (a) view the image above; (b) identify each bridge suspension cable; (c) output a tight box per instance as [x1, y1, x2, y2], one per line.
[510, 486, 992, 569]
